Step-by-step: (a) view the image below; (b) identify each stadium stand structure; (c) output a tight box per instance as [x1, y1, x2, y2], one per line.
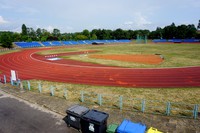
[51, 41, 63, 46]
[41, 42, 52, 46]
[15, 40, 131, 48]
[153, 39, 200, 43]
[15, 42, 42, 48]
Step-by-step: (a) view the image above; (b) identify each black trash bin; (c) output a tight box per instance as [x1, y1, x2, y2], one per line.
[64, 105, 90, 131]
[81, 109, 109, 133]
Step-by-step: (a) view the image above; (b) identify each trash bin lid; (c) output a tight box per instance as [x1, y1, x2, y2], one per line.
[117, 119, 146, 133]
[106, 124, 119, 132]
[66, 105, 89, 116]
[82, 109, 109, 124]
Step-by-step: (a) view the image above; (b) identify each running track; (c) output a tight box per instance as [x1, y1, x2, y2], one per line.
[0, 48, 200, 88]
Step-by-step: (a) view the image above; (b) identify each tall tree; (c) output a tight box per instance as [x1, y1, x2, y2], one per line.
[0, 32, 13, 48]
[36, 28, 42, 39]
[163, 23, 177, 39]
[90, 34, 97, 40]
[52, 28, 61, 37]
[82, 29, 90, 39]
[21, 24, 27, 36]
[113, 28, 126, 39]
[13, 32, 21, 42]
[186, 24, 196, 38]
[176, 25, 187, 39]
[27, 28, 36, 41]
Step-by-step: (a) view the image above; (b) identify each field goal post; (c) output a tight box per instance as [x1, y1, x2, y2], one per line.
[136, 34, 147, 44]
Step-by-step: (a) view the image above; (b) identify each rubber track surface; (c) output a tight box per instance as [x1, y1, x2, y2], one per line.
[0, 48, 200, 88]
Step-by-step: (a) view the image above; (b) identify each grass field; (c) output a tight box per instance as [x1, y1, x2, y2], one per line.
[38, 43, 200, 68]
[25, 80, 200, 105]
[35, 43, 200, 106]
[1, 43, 200, 109]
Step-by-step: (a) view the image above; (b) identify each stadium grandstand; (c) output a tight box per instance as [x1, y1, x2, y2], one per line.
[15, 40, 131, 48]
[15, 42, 42, 48]
[153, 39, 200, 43]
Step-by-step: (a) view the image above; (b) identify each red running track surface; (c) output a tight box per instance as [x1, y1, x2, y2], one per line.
[0, 48, 200, 88]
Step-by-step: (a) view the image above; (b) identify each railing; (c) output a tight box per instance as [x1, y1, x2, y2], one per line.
[1, 79, 199, 119]
[0, 48, 19, 52]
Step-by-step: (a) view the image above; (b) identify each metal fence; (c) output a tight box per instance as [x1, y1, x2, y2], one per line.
[1, 79, 199, 119]
[0, 48, 19, 52]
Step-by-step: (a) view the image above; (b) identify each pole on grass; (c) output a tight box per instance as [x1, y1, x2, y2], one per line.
[50, 85, 54, 96]
[141, 99, 146, 113]
[81, 91, 84, 102]
[38, 82, 42, 93]
[10, 77, 13, 86]
[64, 88, 67, 99]
[98, 94, 102, 106]
[166, 102, 171, 116]
[193, 104, 198, 119]
[4, 75, 6, 84]
[27, 81, 31, 91]
[119, 96, 123, 110]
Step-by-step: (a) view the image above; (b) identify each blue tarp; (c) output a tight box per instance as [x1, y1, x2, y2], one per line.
[117, 119, 146, 133]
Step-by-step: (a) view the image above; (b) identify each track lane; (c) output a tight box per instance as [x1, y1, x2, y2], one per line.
[0, 48, 200, 87]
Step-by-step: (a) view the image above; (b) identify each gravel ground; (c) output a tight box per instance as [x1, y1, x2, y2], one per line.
[0, 83, 200, 133]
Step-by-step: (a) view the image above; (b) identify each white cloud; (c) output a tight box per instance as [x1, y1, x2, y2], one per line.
[133, 12, 152, 27]
[11, 26, 21, 33]
[46, 25, 54, 32]
[122, 13, 152, 30]
[0, 16, 8, 24]
[124, 21, 133, 25]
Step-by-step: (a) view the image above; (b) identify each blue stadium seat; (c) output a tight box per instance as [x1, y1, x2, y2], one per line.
[183, 39, 200, 43]
[15, 42, 42, 48]
[153, 39, 167, 43]
[51, 41, 62, 46]
[42, 42, 52, 46]
[62, 41, 71, 45]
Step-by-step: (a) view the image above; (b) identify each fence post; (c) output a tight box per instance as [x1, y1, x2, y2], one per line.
[38, 82, 42, 93]
[98, 94, 102, 106]
[50, 86, 54, 96]
[4, 75, 6, 84]
[81, 91, 84, 102]
[193, 104, 199, 119]
[27, 81, 31, 91]
[166, 102, 171, 116]
[141, 99, 146, 113]
[17, 79, 20, 86]
[64, 88, 67, 99]
[119, 96, 123, 110]
[10, 77, 13, 86]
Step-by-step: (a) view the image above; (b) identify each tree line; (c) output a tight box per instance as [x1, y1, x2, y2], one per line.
[0, 21, 200, 48]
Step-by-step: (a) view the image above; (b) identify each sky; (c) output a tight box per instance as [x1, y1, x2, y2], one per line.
[0, 0, 200, 33]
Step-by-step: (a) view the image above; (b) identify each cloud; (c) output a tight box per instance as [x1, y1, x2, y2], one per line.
[122, 13, 152, 30]
[11, 26, 21, 33]
[124, 21, 133, 25]
[46, 25, 54, 32]
[0, 16, 8, 24]
[133, 12, 152, 27]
